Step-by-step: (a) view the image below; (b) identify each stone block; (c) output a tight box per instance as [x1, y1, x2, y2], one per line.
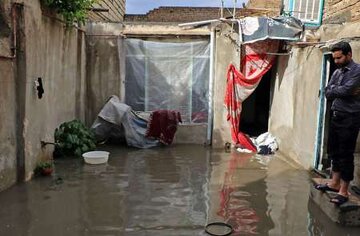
[310, 178, 360, 226]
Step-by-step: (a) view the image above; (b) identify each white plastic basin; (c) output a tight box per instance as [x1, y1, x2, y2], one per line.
[83, 151, 109, 164]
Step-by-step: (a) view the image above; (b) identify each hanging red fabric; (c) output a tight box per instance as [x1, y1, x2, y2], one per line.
[225, 65, 258, 152]
[224, 40, 279, 151]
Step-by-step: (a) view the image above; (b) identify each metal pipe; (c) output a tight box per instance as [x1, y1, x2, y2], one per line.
[221, 0, 224, 18]
[206, 30, 215, 145]
[233, 0, 237, 19]
[236, 19, 243, 44]
[178, 19, 221, 28]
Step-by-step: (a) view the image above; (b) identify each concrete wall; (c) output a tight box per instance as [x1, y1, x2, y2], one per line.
[0, 48, 17, 190]
[0, 0, 86, 191]
[269, 46, 323, 169]
[270, 22, 360, 170]
[212, 24, 240, 148]
[321, 25, 360, 186]
[85, 23, 124, 125]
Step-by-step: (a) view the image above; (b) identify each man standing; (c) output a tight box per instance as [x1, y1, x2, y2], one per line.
[315, 41, 360, 205]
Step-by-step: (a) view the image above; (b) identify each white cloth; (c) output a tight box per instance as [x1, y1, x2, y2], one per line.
[252, 132, 279, 153]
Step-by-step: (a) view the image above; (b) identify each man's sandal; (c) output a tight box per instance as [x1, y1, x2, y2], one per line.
[330, 194, 348, 206]
[314, 183, 339, 192]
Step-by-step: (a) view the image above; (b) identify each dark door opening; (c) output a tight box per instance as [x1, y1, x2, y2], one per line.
[239, 68, 272, 137]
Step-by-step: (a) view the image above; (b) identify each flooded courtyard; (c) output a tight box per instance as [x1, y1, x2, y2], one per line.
[1, 144, 360, 235]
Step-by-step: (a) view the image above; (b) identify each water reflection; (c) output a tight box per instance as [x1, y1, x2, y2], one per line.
[211, 151, 274, 235]
[0, 145, 360, 235]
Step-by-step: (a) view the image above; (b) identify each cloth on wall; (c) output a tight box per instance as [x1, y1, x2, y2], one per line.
[224, 40, 279, 151]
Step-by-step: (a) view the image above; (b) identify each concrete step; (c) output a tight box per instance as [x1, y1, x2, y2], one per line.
[310, 178, 360, 226]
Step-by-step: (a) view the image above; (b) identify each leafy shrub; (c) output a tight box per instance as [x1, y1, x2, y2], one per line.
[54, 119, 96, 157]
[42, 0, 97, 26]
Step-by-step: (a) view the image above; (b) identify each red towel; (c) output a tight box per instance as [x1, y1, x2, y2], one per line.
[146, 110, 182, 145]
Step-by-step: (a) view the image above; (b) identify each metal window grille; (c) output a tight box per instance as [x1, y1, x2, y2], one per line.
[283, 0, 323, 25]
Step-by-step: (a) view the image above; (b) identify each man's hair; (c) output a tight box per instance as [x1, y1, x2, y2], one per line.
[330, 41, 352, 55]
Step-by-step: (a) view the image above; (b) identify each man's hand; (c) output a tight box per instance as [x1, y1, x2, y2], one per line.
[352, 87, 360, 96]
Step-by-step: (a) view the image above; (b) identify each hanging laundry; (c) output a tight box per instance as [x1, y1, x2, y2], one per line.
[146, 110, 182, 145]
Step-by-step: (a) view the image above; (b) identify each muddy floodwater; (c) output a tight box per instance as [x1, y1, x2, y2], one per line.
[1, 144, 360, 235]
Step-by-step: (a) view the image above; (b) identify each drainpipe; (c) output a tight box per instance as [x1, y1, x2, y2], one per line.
[205, 19, 241, 145]
[206, 30, 215, 145]
[233, 0, 237, 20]
[0, 3, 19, 60]
[221, 0, 224, 18]
[236, 19, 243, 45]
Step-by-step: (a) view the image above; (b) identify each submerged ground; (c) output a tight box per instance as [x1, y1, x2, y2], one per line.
[1, 144, 360, 235]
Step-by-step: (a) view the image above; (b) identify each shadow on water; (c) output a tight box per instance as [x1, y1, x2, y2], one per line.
[0, 144, 360, 235]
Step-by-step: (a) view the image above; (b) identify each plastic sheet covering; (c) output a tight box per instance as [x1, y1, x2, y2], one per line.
[240, 16, 303, 43]
[91, 96, 159, 148]
[125, 38, 210, 123]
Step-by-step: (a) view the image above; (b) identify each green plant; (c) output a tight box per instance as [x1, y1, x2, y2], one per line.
[54, 119, 96, 157]
[42, 0, 97, 26]
[34, 161, 54, 176]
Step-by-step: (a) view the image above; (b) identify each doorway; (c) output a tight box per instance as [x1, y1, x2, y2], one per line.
[314, 53, 336, 172]
[239, 68, 273, 137]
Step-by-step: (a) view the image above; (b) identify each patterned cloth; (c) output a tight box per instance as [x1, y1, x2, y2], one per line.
[224, 40, 279, 151]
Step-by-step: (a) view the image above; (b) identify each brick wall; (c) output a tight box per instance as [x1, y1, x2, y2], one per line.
[124, 6, 278, 23]
[246, 0, 282, 9]
[323, 0, 360, 23]
[88, 0, 125, 22]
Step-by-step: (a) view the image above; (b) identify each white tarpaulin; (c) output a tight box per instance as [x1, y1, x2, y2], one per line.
[91, 96, 159, 148]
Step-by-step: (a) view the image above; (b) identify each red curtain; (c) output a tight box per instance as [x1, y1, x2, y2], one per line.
[224, 40, 279, 151]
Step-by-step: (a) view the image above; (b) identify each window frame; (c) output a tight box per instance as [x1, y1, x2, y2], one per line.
[283, 0, 325, 26]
